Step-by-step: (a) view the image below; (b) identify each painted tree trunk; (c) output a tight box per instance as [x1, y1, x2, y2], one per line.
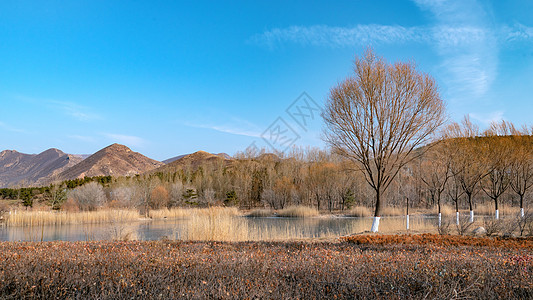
[371, 191, 383, 232]
[495, 209, 499, 220]
[521, 208, 525, 218]
[406, 214, 410, 231]
[371, 217, 380, 232]
[438, 212, 442, 227]
[469, 210, 474, 223]
[456, 211, 460, 225]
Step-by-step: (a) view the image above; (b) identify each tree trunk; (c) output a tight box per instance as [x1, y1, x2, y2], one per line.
[371, 189, 382, 232]
[520, 194, 525, 218]
[494, 196, 499, 220]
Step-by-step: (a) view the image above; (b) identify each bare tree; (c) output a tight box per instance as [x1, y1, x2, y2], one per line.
[509, 136, 533, 218]
[68, 182, 106, 211]
[418, 141, 451, 227]
[481, 123, 513, 220]
[323, 49, 446, 232]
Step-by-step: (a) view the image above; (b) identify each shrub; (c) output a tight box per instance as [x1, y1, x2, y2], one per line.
[68, 182, 106, 211]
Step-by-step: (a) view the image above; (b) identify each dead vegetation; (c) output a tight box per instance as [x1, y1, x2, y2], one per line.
[0, 237, 530, 299]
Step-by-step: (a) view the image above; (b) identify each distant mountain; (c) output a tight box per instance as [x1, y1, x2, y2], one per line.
[154, 150, 233, 173]
[58, 143, 164, 180]
[162, 152, 232, 164]
[0, 148, 83, 188]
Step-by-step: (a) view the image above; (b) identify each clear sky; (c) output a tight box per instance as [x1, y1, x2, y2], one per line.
[1, 0, 532, 161]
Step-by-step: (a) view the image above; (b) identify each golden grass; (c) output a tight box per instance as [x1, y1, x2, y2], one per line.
[245, 208, 273, 217]
[149, 208, 191, 219]
[475, 202, 520, 216]
[5, 209, 141, 227]
[381, 206, 404, 216]
[277, 206, 319, 218]
[345, 206, 372, 217]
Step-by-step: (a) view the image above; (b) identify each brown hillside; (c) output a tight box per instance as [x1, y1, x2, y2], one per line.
[59, 144, 163, 180]
[152, 150, 232, 173]
[0, 148, 83, 187]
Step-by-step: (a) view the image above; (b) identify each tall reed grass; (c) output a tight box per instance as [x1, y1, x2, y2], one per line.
[277, 206, 319, 217]
[5, 209, 141, 227]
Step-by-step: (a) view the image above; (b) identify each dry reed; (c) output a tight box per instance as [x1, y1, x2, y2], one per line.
[345, 206, 372, 217]
[277, 206, 319, 218]
[5, 209, 141, 227]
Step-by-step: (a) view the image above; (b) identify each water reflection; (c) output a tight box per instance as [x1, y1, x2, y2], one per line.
[0, 216, 438, 242]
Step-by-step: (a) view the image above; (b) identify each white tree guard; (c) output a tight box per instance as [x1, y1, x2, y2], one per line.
[371, 217, 380, 232]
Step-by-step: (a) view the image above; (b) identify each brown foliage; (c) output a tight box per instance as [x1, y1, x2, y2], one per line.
[0, 240, 531, 299]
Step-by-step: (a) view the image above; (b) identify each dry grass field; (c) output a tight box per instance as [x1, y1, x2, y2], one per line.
[0, 234, 531, 299]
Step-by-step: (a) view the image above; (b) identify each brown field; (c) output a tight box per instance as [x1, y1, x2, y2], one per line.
[0, 234, 531, 299]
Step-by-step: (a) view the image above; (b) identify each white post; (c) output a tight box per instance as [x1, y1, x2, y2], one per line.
[438, 213, 442, 228]
[406, 215, 410, 231]
[521, 208, 525, 218]
[456, 212, 460, 225]
[469, 210, 474, 223]
[371, 217, 380, 232]
[495, 209, 499, 220]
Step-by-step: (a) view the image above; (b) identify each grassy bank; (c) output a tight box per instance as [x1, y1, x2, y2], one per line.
[0, 235, 531, 299]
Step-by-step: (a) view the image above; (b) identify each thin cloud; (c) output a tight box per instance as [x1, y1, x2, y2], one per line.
[184, 119, 263, 138]
[49, 100, 101, 121]
[103, 133, 146, 147]
[0, 121, 26, 133]
[469, 111, 505, 126]
[250, 24, 429, 49]
[250, 0, 522, 103]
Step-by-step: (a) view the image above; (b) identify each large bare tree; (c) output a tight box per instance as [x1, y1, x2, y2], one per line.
[323, 49, 446, 232]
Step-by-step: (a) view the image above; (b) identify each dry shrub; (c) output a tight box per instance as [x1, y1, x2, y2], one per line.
[277, 206, 319, 218]
[0, 241, 530, 299]
[150, 185, 170, 209]
[342, 233, 533, 249]
[61, 198, 79, 212]
[346, 206, 372, 217]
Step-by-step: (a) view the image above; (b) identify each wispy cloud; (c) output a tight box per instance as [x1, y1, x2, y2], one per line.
[251, 0, 531, 104]
[13, 94, 101, 122]
[184, 117, 263, 138]
[415, 0, 498, 101]
[103, 133, 146, 147]
[250, 25, 428, 49]
[469, 111, 505, 126]
[49, 100, 101, 121]
[0, 121, 26, 133]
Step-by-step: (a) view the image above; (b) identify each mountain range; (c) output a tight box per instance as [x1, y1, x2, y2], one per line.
[0, 144, 233, 188]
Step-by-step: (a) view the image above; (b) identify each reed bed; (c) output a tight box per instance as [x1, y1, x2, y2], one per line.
[277, 205, 319, 218]
[245, 208, 273, 217]
[148, 208, 192, 219]
[5, 209, 141, 227]
[475, 202, 520, 216]
[345, 206, 372, 217]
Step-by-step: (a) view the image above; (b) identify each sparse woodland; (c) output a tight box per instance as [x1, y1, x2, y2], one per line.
[1, 118, 532, 225]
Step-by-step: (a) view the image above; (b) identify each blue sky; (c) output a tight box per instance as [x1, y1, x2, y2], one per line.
[0, 0, 532, 161]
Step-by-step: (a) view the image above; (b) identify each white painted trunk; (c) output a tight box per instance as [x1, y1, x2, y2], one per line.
[521, 208, 525, 218]
[371, 217, 380, 232]
[495, 209, 499, 220]
[456, 212, 460, 225]
[469, 210, 474, 223]
[438, 213, 442, 227]
[406, 215, 410, 231]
